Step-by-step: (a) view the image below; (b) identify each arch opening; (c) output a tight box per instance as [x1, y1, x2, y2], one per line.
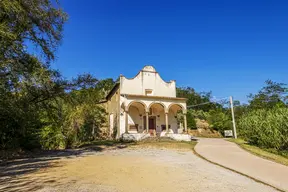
[127, 101, 147, 133]
[147, 102, 167, 135]
[168, 104, 185, 133]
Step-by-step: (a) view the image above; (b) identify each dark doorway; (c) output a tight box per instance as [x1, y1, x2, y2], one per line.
[149, 117, 156, 129]
[149, 116, 156, 135]
[143, 116, 156, 135]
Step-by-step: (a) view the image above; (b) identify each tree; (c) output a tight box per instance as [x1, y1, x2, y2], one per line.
[177, 87, 230, 133]
[248, 80, 287, 109]
[0, 0, 68, 149]
[0, 0, 67, 63]
[95, 78, 115, 99]
[0, 0, 113, 150]
[40, 76, 109, 149]
[206, 109, 231, 134]
[236, 80, 288, 151]
[176, 87, 220, 111]
[186, 110, 196, 129]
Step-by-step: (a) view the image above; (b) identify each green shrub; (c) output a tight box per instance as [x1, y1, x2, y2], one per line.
[238, 108, 288, 150]
[206, 109, 231, 134]
[187, 110, 197, 129]
[40, 124, 66, 150]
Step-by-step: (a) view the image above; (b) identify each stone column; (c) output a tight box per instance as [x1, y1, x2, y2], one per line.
[165, 112, 169, 133]
[125, 110, 128, 133]
[183, 113, 187, 132]
[146, 111, 149, 132]
[140, 114, 143, 133]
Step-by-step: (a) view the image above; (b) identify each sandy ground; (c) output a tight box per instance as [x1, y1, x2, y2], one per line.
[0, 146, 277, 192]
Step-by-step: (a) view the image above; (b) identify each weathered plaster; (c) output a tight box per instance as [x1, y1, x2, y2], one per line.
[105, 66, 187, 138]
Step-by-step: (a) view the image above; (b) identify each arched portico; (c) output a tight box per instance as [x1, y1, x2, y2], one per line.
[122, 96, 187, 135]
[148, 102, 167, 113]
[126, 101, 148, 112]
[168, 103, 187, 133]
[126, 101, 147, 133]
[167, 103, 185, 112]
[146, 102, 166, 135]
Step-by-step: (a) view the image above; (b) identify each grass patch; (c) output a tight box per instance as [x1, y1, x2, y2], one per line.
[228, 138, 288, 166]
[78, 140, 132, 148]
[131, 137, 197, 151]
[78, 138, 197, 153]
[79, 138, 197, 151]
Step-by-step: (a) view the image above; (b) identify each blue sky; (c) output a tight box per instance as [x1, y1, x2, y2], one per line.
[53, 0, 288, 103]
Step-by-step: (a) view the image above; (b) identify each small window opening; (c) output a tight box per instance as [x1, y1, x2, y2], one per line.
[145, 89, 153, 96]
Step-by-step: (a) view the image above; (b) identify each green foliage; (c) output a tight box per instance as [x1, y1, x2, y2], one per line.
[0, 0, 68, 150]
[233, 104, 249, 119]
[206, 109, 231, 134]
[0, 1, 113, 150]
[177, 87, 229, 132]
[189, 109, 209, 120]
[0, 56, 65, 149]
[238, 108, 288, 150]
[40, 124, 66, 150]
[39, 77, 110, 150]
[177, 87, 233, 134]
[176, 87, 221, 111]
[0, 0, 68, 63]
[186, 110, 196, 129]
[248, 80, 287, 110]
[237, 80, 288, 151]
[95, 78, 115, 99]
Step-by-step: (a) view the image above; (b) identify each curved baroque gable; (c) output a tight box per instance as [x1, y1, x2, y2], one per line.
[120, 65, 176, 97]
[142, 65, 156, 72]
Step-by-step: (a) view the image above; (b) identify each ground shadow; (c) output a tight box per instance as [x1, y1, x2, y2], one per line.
[0, 142, 130, 192]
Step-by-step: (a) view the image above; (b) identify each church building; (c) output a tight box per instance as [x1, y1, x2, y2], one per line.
[103, 66, 190, 141]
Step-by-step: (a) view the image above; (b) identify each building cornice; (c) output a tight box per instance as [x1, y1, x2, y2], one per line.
[121, 94, 187, 101]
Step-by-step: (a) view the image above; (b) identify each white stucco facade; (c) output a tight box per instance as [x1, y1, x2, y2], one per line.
[120, 66, 176, 97]
[104, 65, 189, 141]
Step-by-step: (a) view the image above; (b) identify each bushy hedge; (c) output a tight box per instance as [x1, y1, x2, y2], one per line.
[238, 108, 288, 150]
[186, 110, 197, 129]
[206, 109, 231, 134]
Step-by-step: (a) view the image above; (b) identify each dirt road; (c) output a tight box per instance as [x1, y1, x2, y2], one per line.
[0, 146, 277, 192]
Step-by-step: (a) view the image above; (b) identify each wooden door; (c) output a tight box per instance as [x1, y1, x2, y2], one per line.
[143, 116, 146, 130]
[149, 118, 155, 129]
[148, 117, 156, 135]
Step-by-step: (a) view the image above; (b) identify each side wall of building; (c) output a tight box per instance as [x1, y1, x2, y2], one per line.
[119, 95, 126, 136]
[105, 87, 121, 138]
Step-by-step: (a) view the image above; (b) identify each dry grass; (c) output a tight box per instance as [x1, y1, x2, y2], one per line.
[228, 138, 288, 166]
[79, 138, 197, 151]
[188, 129, 222, 138]
[130, 137, 197, 151]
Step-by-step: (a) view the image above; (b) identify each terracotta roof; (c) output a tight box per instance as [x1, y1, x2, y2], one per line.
[122, 94, 187, 101]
